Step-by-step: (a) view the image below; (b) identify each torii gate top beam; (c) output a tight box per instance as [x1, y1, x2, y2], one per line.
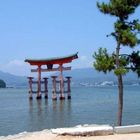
[25, 52, 78, 66]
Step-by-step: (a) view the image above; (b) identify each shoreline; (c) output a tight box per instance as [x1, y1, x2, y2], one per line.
[1, 124, 140, 140]
[1, 132, 140, 140]
[1, 131, 140, 140]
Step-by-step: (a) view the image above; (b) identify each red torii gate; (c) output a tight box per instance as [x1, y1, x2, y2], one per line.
[25, 53, 78, 100]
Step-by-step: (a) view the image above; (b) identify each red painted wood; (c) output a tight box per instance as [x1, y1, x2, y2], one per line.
[25, 53, 78, 100]
[37, 65, 41, 98]
[43, 78, 48, 98]
[25, 53, 78, 66]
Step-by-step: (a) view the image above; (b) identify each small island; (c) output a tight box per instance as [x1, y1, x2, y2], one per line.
[0, 79, 6, 88]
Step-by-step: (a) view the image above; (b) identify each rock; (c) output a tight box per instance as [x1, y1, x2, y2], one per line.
[0, 79, 6, 88]
[51, 124, 113, 136]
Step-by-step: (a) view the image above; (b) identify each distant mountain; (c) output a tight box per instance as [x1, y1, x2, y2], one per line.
[63, 68, 115, 81]
[62, 68, 140, 86]
[0, 71, 27, 87]
[63, 67, 139, 80]
[0, 68, 139, 88]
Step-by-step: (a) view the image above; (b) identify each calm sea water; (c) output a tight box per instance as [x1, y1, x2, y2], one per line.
[0, 86, 140, 136]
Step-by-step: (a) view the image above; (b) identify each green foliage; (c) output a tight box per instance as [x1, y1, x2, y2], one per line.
[119, 55, 129, 67]
[0, 79, 6, 88]
[114, 68, 128, 75]
[94, 0, 140, 77]
[97, 0, 140, 47]
[93, 48, 115, 73]
[129, 51, 140, 77]
[93, 48, 129, 75]
[97, 0, 140, 20]
[114, 20, 140, 47]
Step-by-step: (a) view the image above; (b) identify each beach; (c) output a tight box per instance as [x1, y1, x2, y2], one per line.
[2, 131, 140, 140]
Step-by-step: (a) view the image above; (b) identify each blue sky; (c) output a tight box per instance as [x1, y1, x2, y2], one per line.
[0, 0, 140, 76]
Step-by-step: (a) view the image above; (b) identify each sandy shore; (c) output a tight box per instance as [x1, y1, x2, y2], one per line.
[2, 131, 140, 140]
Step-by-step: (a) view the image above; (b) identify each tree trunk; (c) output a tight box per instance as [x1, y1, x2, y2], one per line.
[117, 74, 123, 126]
[116, 42, 124, 126]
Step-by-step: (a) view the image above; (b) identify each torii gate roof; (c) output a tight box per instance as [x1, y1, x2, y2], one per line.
[25, 52, 78, 65]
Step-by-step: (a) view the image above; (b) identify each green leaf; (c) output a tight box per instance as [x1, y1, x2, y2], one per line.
[93, 48, 115, 73]
[114, 68, 128, 76]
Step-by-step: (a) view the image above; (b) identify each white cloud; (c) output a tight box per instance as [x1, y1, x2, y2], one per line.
[0, 59, 30, 76]
[72, 55, 92, 69]
[7, 60, 25, 66]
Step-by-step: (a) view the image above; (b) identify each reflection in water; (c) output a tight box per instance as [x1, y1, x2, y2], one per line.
[67, 100, 71, 116]
[37, 100, 42, 114]
[29, 99, 49, 113]
[59, 100, 65, 112]
[59, 100, 65, 126]
[44, 99, 48, 106]
[29, 99, 33, 113]
[28, 99, 71, 113]
[52, 100, 57, 112]
[51, 100, 72, 127]
[28, 99, 72, 129]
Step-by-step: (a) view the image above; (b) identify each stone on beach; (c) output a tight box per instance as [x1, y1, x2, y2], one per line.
[51, 124, 113, 136]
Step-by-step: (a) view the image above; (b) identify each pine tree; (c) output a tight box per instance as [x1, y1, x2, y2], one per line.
[93, 0, 140, 126]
